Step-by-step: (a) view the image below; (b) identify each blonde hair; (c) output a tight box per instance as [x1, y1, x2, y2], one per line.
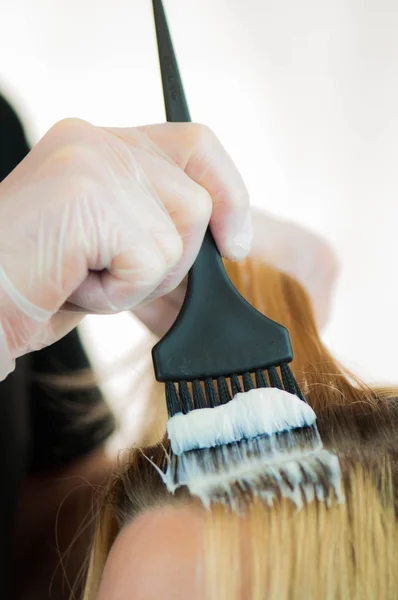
[83, 258, 398, 600]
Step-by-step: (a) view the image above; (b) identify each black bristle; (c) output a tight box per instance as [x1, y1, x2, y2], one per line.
[255, 369, 268, 388]
[230, 374, 242, 395]
[165, 381, 180, 416]
[268, 366, 283, 389]
[281, 364, 306, 402]
[204, 378, 217, 407]
[280, 362, 296, 394]
[178, 380, 192, 413]
[280, 363, 307, 403]
[293, 380, 307, 403]
[242, 372, 254, 391]
[192, 379, 206, 409]
[217, 376, 231, 404]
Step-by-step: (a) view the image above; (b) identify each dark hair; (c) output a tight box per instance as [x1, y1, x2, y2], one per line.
[0, 94, 30, 182]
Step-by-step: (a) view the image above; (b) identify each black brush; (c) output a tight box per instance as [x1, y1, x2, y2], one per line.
[150, 0, 343, 510]
[151, 0, 304, 415]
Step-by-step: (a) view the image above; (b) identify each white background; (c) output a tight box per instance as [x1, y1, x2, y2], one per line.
[1, 0, 398, 429]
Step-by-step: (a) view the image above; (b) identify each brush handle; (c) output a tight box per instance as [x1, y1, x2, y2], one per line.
[152, 1, 294, 383]
[152, 0, 225, 293]
[153, 0, 191, 123]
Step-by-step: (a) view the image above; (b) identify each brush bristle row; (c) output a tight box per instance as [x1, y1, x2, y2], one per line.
[165, 364, 304, 417]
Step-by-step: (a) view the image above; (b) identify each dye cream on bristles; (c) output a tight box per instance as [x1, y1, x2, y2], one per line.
[160, 388, 344, 510]
[167, 387, 317, 455]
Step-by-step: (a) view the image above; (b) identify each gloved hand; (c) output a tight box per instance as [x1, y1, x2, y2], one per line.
[133, 208, 339, 337]
[0, 119, 252, 381]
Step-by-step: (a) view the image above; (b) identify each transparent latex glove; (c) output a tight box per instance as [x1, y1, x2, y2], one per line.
[132, 208, 339, 337]
[0, 119, 252, 381]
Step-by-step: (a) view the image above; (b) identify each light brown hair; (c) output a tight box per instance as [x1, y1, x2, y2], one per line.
[83, 258, 398, 599]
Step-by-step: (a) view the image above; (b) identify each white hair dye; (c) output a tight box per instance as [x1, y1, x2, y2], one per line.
[159, 388, 344, 510]
[167, 447, 344, 510]
[167, 388, 317, 455]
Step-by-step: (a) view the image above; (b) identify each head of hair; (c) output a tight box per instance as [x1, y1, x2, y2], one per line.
[83, 258, 398, 600]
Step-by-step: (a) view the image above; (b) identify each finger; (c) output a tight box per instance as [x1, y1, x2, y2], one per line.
[132, 297, 179, 338]
[2, 128, 185, 314]
[12, 120, 251, 264]
[131, 278, 187, 337]
[120, 123, 253, 261]
[118, 150, 213, 296]
[1, 118, 97, 191]
[66, 227, 174, 313]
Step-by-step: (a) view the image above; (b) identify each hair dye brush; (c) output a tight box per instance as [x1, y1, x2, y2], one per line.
[151, 0, 343, 510]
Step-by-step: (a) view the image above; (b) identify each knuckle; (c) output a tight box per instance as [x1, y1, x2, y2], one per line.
[40, 133, 102, 195]
[165, 233, 184, 265]
[152, 228, 184, 269]
[48, 117, 93, 140]
[43, 119, 99, 171]
[39, 146, 102, 215]
[142, 255, 167, 287]
[185, 186, 213, 224]
[177, 123, 216, 153]
[189, 122, 216, 147]
[49, 142, 95, 170]
[43, 144, 101, 203]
